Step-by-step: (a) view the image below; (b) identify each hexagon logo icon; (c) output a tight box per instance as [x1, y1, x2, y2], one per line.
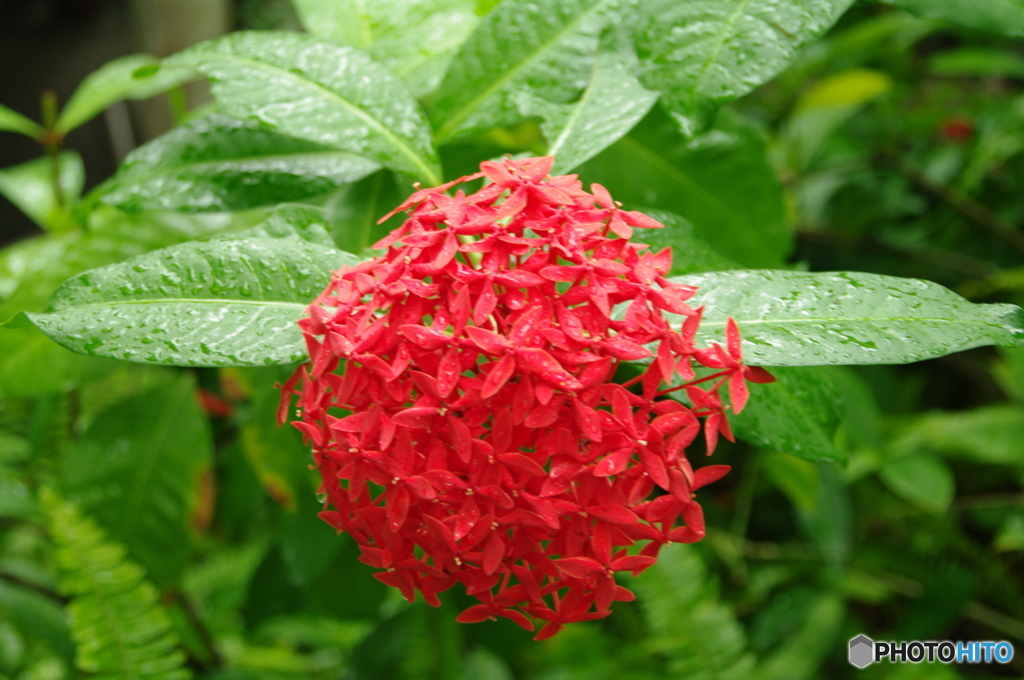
[849, 635, 874, 669]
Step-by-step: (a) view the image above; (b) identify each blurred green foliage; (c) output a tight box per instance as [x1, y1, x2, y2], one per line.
[1, 0, 1024, 679]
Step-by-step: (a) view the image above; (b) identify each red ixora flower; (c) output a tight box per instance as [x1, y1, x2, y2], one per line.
[280, 156, 774, 640]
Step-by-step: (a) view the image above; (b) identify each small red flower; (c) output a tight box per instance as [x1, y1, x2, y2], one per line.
[281, 156, 771, 639]
[940, 116, 974, 143]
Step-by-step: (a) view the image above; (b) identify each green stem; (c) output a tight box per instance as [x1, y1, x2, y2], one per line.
[457, 233, 483, 269]
[40, 90, 64, 210]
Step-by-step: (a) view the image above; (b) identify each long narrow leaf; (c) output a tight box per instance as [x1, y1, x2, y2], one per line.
[677, 270, 1024, 366]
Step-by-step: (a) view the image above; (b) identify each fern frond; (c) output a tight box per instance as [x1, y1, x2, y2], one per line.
[41, 489, 192, 680]
[630, 544, 755, 680]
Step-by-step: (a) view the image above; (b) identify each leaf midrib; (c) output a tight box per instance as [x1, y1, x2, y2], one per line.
[547, 57, 600, 159]
[699, 315, 1009, 331]
[688, 0, 755, 106]
[42, 298, 309, 314]
[436, 0, 613, 141]
[112, 150, 379, 186]
[68, 525, 134, 679]
[123, 379, 189, 563]
[187, 51, 440, 184]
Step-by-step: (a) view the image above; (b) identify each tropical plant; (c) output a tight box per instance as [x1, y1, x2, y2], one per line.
[2, 0, 1024, 678]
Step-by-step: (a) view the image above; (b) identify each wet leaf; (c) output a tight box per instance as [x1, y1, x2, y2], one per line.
[675, 270, 1024, 366]
[518, 50, 659, 174]
[56, 54, 195, 133]
[0, 211, 244, 396]
[294, 0, 479, 97]
[431, 0, 623, 142]
[167, 31, 441, 183]
[233, 204, 337, 247]
[731, 367, 844, 463]
[22, 238, 363, 367]
[634, 0, 855, 134]
[87, 114, 380, 213]
[1, 210, 243, 320]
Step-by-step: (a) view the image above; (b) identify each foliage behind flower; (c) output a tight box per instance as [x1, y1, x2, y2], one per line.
[281, 156, 773, 639]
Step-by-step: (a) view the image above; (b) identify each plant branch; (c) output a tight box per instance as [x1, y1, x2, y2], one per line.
[0, 569, 67, 604]
[165, 589, 224, 670]
[731, 538, 1024, 657]
[39, 90, 65, 210]
[876, 151, 1024, 258]
[795, 228, 996, 280]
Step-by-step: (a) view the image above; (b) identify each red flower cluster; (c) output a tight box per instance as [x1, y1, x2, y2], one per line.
[280, 157, 772, 640]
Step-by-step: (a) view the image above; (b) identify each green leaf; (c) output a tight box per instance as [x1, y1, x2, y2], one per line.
[60, 375, 212, 586]
[181, 542, 267, 632]
[1, 211, 244, 323]
[0, 326, 118, 398]
[578, 109, 791, 267]
[756, 595, 845, 680]
[890, 405, 1024, 465]
[0, 153, 84, 232]
[730, 367, 844, 463]
[42, 489, 192, 679]
[0, 430, 31, 465]
[24, 237, 362, 367]
[431, 0, 622, 142]
[87, 114, 380, 213]
[886, 0, 1024, 36]
[628, 544, 755, 678]
[233, 204, 337, 247]
[0, 235, 65, 300]
[0, 467, 35, 518]
[634, 0, 855, 135]
[0, 104, 43, 138]
[235, 366, 312, 511]
[518, 50, 659, 174]
[0, 580, 74, 663]
[994, 512, 1024, 552]
[930, 47, 1024, 78]
[326, 170, 413, 254]
[782, 68, 892, 169]
[879, 453, 955, 513]
[0, 211, 243, 397]
[167, 32, 441, 183]
[630, 209, 738, 275]
[762, 455, 851, 561]
[762, 452, 821, 514]
[994, 346, 1024, 403]
[674, 270, 1024, 366]
[293, 0, 479, 98]
[56, 55, 195, 134]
